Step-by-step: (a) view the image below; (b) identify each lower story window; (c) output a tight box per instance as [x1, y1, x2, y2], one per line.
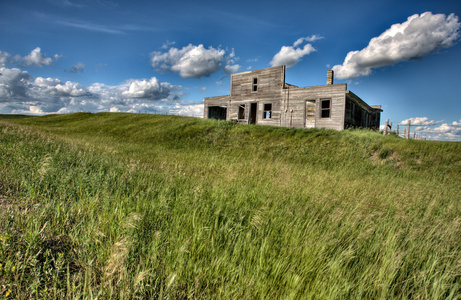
[263, 103, 272, 119]
[238, 105, 245, 119]
[321, 99, 331, 118]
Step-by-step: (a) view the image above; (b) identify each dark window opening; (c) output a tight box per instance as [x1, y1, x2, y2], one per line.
[252, 78, 258, 92]
[263, 103, 272, 119]
[354, 104, 363, 125]
[238, 105, 245, 119]
[321, 99, 331, 118]
[346, 100, 354, 120]
[208, 106, 227, 120]
[345, 99, 356, 127]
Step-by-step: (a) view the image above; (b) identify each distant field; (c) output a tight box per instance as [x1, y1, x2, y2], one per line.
[0, 114, 35, 120]
[1, 113, 460, 299]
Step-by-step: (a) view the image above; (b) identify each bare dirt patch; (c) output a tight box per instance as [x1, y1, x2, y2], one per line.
[0, 195, 15, 218]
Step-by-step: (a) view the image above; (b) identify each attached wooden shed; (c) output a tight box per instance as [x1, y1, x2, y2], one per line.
[204, 65, 382, 130]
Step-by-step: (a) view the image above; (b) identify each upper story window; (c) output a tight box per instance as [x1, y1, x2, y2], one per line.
[321, 99, 331, 118]
[252, 77, 258, 92]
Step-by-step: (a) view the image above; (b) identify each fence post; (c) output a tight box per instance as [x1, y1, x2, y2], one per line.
[389, 122, 393, 135]
[396, 125, 399, 137]
[406, 120, 411, 139]
[383, 119, 389, 136]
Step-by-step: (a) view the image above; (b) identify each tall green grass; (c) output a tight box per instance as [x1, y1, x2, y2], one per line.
[0, 113, 460, 299]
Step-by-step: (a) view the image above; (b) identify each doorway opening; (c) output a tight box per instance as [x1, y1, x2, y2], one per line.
[249, 103, 257, 124]
[305, 100, 316, 128]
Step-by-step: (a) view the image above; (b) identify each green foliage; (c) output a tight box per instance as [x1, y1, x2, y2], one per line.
[0, 113, 460, 299]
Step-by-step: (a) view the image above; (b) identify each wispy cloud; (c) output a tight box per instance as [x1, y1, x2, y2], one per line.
[50, 0, 85, 8]
[200, 8, 281, 30]
[293, 35, 324, 47]
[69, 62, 85, 73]
[33, 11, 160, 35]
[0, 51, 10, 67]
[56, 19, 125, 34]
[161, 40, 176, 49]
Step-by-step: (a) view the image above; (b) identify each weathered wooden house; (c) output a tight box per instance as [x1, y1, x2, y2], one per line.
[204, 65, 382, 130]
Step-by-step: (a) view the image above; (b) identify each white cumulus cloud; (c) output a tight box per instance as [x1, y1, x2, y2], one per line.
[223, 64, 240, 74]
[400, 117, 444, 126]
[22, 47, 60, 67]
[166, 102, 204, 117]
[0, 47, 202, 117]
[396, 117, 461, 141]
[419, 121, 461, 140]
[270, 36, 319, 67]
[121, 77, 178, 100]
[33, 77, 89, 97]
[0, 67, 30, 100]
[151, 44, 240, 78]
[332, 12, 461, 79]
[0, 64, 190, 116]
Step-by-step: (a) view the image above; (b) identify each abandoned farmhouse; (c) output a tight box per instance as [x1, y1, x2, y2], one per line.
[204, 65, 382, 130]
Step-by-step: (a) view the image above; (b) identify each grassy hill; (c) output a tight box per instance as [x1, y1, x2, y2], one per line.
[0, 113, 460, 299]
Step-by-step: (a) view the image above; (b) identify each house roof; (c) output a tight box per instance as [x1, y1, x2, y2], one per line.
[284, 83, 299, 89]
[346, 90, 382, 112]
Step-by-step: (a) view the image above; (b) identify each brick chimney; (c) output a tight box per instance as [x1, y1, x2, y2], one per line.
[327, 70, 334, 85]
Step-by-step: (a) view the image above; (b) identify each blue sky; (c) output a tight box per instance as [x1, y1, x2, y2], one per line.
[1, 0, 460, 140]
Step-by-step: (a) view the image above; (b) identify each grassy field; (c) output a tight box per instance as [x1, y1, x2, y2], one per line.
[0, 112, 460, 299]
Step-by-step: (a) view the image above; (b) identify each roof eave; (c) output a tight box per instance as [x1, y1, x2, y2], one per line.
[346, 90, 382, 112]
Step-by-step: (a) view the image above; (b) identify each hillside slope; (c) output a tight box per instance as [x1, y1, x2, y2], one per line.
[1, 113, 460, 299]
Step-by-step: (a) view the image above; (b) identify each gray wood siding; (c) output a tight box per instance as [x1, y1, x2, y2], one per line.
[204, 95, 230, 120]
[231, 65, 285, 100]
[203, 66, 381, 130]
[227, 65, 285, 125]
[281, 84, 347, 130]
